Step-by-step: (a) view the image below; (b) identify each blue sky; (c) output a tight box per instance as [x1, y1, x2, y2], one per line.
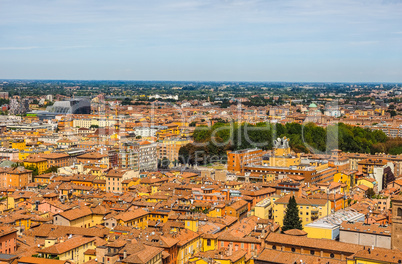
[0, 0, 402, 82]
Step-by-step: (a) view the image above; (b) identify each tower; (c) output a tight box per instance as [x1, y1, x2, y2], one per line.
[392, 196, 402, 250]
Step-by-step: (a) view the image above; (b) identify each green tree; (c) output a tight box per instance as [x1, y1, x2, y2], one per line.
[388, 110, 397, 117]
[121, 97, 134, 105]
[366, 188, 376, 198]
[24, 164, 39, 177]
[158, 158, 170, 169]
[44, 166, 59, 174]
[282, 196, 303, 232]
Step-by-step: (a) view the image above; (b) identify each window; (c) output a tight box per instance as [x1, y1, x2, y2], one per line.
[207, 239, 211, 246]
[221, 241, 224, 247]
[272, 245, 277, 250]
[310, 250, 315, 255]
[330, 253, 335, 258]
[398, 208, 402, 217]
[291, 247, 295, 252]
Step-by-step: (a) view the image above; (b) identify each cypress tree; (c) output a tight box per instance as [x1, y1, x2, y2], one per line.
[282, 196, 303, 232]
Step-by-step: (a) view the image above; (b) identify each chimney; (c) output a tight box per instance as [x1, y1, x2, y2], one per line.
[123, 250, 127, 259]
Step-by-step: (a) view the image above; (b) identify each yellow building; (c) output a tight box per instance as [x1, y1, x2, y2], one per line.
[11, 140, 26, 150]
[39, 236, 96, 264]
[357, 178, 377, 190]
[334, 172, 354, 192]
[0, 196, 14, 213]
[254, 198, 272, 219]
[262, 137, 301, 167]
[53, 206, 107, 228]
[185, 219, 199, 232]
[13, 214, 32, 231]
[273, 195, 330, 227]
[84, 249, 96, 262]
[177, 230, 202, 264]
[207, 204, 225, 218]
[23, 155, 48, 175]
[147, 210, 169, 223]
[263, 173, 276, 183]
[201, 234, 218, 252]
[34, 173, 52, 184]
[93, 179, 106, 191]
[158, 138, 191, 163]
[145, 194, 169, 203]
[105, 209, 149, 229]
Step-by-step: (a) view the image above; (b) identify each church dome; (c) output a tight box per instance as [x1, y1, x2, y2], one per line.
[308, 103, 318, 108]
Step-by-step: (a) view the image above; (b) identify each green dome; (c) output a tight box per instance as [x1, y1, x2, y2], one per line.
[309, 103, 318, 108]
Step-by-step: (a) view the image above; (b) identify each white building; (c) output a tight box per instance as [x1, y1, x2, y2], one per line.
[138, 141, 158, 172]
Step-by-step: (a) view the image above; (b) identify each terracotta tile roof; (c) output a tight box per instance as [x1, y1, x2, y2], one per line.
[349, 247, 402, 263]
[107, 209, 148, 222]
[265, 232, 364, 254]
[340, 221, 391, 236]
[283, 229, 307, 236]
[275, 195, 328, 206]
[227, 200, 248, 210]
[18, 256, 70, 264]
[121, 242, 164, 264]
[106, 169, 129, 177]
[78, 152, 108, 159]
[27, 224, 109, 238]
[0, 225, 18, 236]
[56, 207, 93, 221]
[256, 248, 344, 264]
[195, 249, 247, 262]
[39, 153, 70, 160]
[38, 236, 95, 255]
[23, 156, 47, 163]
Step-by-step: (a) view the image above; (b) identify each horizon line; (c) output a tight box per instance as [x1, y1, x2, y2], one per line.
[0, 78, 401, 84]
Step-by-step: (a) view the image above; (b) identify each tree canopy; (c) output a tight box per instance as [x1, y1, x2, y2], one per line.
[282, 196, 303, 232]
[178, 121, 392, 166]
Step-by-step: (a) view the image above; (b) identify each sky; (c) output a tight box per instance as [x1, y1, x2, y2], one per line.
[0, 0, 402, 82]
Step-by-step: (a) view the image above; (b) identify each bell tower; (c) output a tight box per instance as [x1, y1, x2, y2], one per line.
[392, 196, 402, 250]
